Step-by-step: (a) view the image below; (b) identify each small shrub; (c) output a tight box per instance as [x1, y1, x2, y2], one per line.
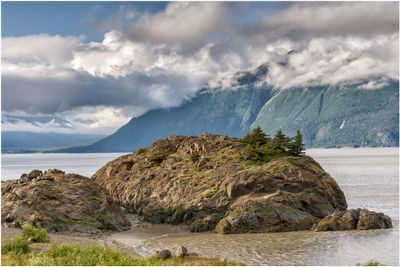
[149, 152, 169, 164]
[1, 237, 31, 255]
[232, 153, 243, 160]
[204, 188, 218, 198]
[190, 152, 200, 162]
[137, 147, 147, 154]
[22, 224, 49, 243]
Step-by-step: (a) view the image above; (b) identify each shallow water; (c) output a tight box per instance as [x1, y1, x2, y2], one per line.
[131, 226, 398, 266]
[112, 147, 399, 266]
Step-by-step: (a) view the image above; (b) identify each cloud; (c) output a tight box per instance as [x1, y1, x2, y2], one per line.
[261, 2, 399, 38]
[126, 2, 231, 48]
[2, 2, 399, 134]
[2, 107, 132, 134]
[2, 66, 194, 114]
[263, 34, 399, 89]
[2, 34, 82, 65]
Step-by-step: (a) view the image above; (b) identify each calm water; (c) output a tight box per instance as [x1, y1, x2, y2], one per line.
[1, 148, 399, 265]
[1, 153, 125, 179]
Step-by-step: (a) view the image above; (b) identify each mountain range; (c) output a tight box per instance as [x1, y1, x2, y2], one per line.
[1, 132, 104, 153]
[57, 65, 399, 153]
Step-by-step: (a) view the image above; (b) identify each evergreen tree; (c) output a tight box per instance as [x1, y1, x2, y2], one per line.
[289, 130, 305, 155]
[271, 129, 289, 151]
[242, 126, 269, 146]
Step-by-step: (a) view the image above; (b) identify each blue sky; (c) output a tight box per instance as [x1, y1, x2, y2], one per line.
[2, 1, 168, 41]
[1, 2, 398, 134]
[2, 1, 287, 41]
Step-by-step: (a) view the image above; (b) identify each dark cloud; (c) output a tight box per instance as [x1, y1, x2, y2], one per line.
[2, 69, 194, 114]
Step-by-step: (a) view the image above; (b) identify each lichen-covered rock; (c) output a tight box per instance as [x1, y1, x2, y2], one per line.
[1, 170, 130, 235]
[357, 209, 393, 230]
[27, 170, 42, 180]
[92, 134, 348, 234]
[172, 245, 188, 257]
[312, 209, 392, 231]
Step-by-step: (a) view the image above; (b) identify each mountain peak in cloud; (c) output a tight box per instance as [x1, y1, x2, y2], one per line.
[2, 1, 398, 134]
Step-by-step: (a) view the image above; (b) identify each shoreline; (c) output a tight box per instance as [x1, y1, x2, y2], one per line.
[1, 213, 189, 258]
[2, 220, 399, 266]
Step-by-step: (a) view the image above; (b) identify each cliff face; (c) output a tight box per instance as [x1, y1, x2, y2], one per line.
[1, 169, 130, 234]
[252, 81, 399, 147]
[92, 134, 347, 233]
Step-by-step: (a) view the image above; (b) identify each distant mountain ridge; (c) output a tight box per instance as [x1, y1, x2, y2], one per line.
[61, 64, 399, 153]
[1, 132, 105, 153]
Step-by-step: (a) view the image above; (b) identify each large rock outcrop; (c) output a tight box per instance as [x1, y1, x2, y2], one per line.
[92, 134, 348, 233]
[1, 169, 131, 235]
[312, 209, 392, 231]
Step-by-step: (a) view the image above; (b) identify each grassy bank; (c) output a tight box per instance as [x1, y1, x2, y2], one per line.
[1, 225, 242, 266]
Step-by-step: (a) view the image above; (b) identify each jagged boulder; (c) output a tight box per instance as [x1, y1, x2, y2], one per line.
[312, 209, 392, 231]
[92, 134, 348, 234]
[1, 170, 131, 235]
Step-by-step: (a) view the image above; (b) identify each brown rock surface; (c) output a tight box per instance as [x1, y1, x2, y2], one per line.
[92, 133, 348, 233]
[312, 208, 392, 231]
[1, 169, 130, 235]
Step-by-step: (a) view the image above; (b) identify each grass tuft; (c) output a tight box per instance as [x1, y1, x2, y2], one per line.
[137, 147, 147, 154]
[30, 243, 143, 266]
[357, 260, 385, 266]
[1, 237, 32, 255]
[149, 152, 170, 164]
[22, 224, 50, 243]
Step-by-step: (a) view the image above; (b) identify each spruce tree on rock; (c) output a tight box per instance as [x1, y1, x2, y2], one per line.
[242, 126, 269, 146]
[289, 130, 305, 155]
[271, 130, 289, 151]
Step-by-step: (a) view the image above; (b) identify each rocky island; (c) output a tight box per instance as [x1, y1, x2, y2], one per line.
[1, 169, 130, 234]
[1, 130, 392, 235]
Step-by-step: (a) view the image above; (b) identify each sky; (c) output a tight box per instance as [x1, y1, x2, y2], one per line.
[1, 1, 399, 135]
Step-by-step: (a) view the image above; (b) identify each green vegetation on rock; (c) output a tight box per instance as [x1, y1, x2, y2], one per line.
[241, 127, 305, 163]
[137, 147, 147, 154]
[149, 152, 170, 164]
[92, 133, 349, 234]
